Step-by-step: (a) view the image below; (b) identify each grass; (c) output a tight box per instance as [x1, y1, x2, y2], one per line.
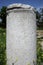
[37, 38, 43, 65]
[0, 28, 6, 65]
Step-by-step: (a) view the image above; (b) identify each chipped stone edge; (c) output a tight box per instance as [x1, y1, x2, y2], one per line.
[7, 3, 36, 12]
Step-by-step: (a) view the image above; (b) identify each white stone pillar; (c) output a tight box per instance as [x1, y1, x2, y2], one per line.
[6, 3, 36, 65]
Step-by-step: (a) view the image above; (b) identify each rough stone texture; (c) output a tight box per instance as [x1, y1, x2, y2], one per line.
[6, 4, 36, 65]
[7, 3, 35, 11]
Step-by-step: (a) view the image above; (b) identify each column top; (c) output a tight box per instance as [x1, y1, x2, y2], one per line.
[7, 3, 36, 12]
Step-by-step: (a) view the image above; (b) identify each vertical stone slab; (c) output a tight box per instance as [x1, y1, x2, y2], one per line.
[6, 4, 36, 65]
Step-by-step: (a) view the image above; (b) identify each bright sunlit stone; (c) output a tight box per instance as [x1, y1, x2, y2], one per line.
[6, 3, 36, 65]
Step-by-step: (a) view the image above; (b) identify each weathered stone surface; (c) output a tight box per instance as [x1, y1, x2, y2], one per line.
[6, 3, 36, 65]
[7, 3, 35, 11]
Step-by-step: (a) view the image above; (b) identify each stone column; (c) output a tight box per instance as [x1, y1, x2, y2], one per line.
[6, 3, 36, 65]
